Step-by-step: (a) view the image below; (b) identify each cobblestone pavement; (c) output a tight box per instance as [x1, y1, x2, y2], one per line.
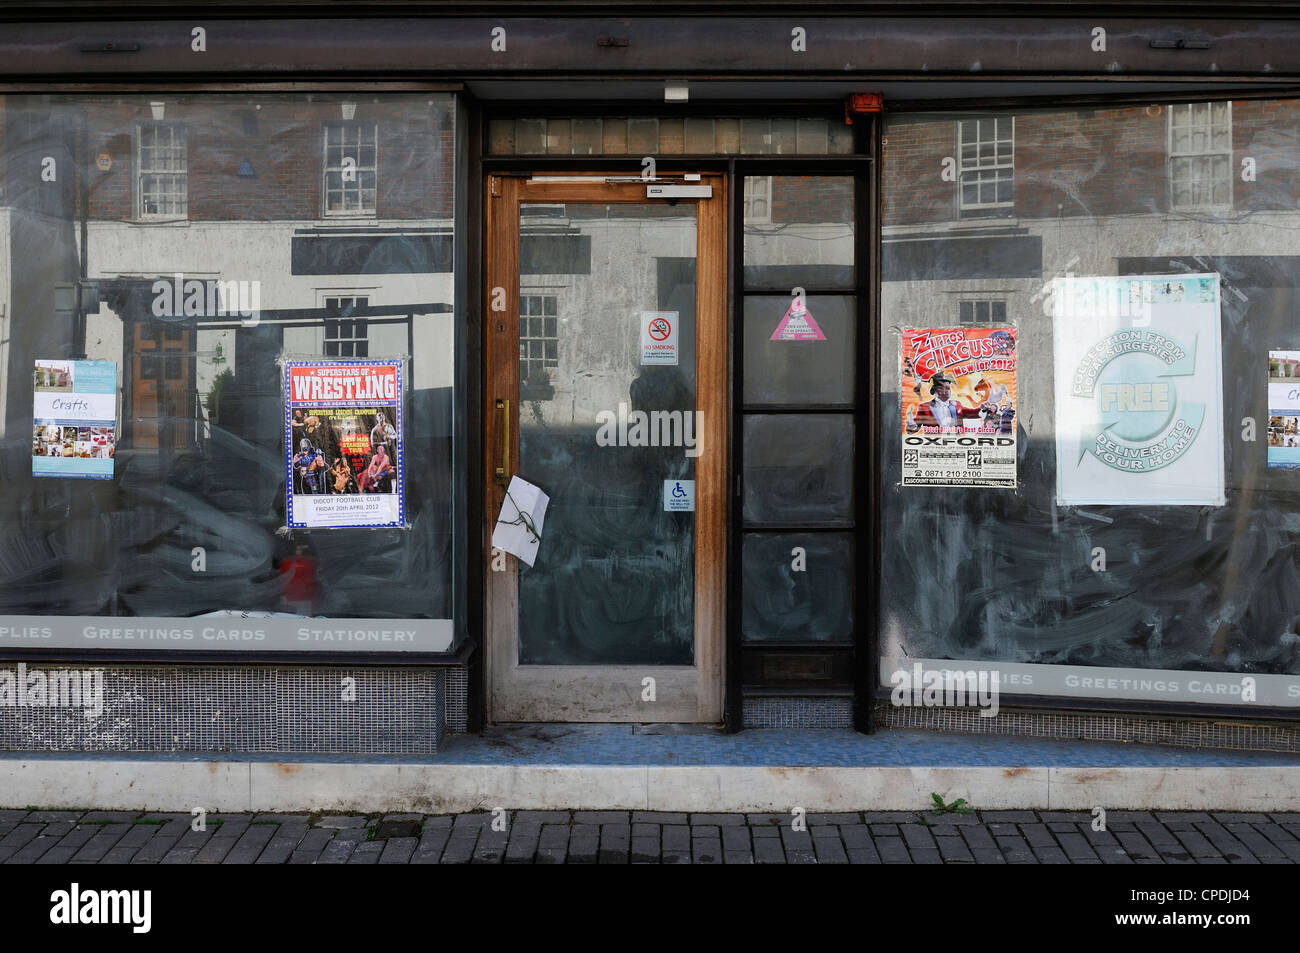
[3, 809, 1300, 863]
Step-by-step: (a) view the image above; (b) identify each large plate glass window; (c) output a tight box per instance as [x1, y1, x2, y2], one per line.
[881, 99, 1300, 710]
[0, 93, 458, 654]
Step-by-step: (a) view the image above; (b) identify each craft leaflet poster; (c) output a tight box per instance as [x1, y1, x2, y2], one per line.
[901, 327, 1018, 487]
[1053, 274, 1225, 506]
[284, 360, 405, 529]
[1268, 350, 1300, 469]
[32, 360, 116, 480]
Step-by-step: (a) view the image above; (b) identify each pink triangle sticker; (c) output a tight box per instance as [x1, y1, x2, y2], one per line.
[770, 300, 826, 341]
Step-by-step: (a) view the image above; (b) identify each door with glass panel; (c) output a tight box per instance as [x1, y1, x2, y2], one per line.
[485, 174, 726, 722]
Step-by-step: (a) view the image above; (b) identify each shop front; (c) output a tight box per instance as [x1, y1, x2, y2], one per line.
[2, 7, 1300, 756]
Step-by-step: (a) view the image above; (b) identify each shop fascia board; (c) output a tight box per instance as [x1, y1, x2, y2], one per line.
[2, 17, 1300, 79]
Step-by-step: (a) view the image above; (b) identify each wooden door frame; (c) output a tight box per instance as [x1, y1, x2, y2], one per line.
[484, 172, 727, 723]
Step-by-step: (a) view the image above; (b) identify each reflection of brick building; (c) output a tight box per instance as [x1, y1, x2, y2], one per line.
[83, 100, 453, 222]
[2, 95, 456, 447]
[766, 175, 852, 224]
[884, 100, 1300, 227]
[71, 96, 457, 456]
[881, 100, 1300, 337]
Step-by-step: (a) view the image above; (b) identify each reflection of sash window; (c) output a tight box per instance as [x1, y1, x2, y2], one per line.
[323, 296, 369, 357]
[323, 122, 377, 216]
[138, 120, 188, 218]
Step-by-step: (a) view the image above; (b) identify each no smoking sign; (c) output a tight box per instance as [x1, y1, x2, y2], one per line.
[640, 310, 679, 366]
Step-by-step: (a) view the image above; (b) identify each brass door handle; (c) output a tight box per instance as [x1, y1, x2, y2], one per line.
[495, 398, 510, 484]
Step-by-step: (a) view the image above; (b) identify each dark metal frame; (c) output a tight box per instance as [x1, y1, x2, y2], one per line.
[15, 2, 1300, 15]
[458, 89, 488, 726]
[18, 2, 1300, 16]
[727, 152, 874, 732]
[11, 14, 1300, 83]
[862, 112, 882, 734]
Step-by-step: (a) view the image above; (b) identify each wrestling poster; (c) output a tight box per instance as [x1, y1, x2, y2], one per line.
[901, 327, 1018, 487]
[1052, 274, 1225, 505]
[284, 360, 405, 529]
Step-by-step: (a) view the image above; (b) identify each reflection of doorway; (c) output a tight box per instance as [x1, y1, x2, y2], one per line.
[130, 322, 196, 452]
[485, 173, 727, 723]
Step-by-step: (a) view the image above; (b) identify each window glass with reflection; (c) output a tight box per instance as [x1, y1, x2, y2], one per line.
[0, 93, 457, 640]
[881, 99, 1300, 705]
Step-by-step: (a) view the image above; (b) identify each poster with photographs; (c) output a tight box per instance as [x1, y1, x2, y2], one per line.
[1268, 350, 1300, 469]
[284, 360, 405, 529]
[32, 360, 117, 480]
[900, 327, 1018, 487]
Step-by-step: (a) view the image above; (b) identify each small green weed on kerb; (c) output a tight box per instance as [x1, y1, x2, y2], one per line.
[928, 793, 975, 815]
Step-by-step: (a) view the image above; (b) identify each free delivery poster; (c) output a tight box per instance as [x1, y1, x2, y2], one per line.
[32, 360, 117, 480]
[1052, 274, 1225, 506]
[900, 327, 1018, 487]
[284, 360, 405, 529]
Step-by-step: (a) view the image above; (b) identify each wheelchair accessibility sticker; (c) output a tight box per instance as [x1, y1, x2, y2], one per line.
[663, 479, 695, 512]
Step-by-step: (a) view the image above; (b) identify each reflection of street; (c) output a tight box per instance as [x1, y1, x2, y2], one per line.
[518, 424, 695, 666]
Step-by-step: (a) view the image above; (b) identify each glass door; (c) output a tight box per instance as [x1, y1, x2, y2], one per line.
[485, 174, 726, 722]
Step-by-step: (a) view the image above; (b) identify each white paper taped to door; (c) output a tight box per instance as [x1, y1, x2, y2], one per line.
[493, 475, 549, 567]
